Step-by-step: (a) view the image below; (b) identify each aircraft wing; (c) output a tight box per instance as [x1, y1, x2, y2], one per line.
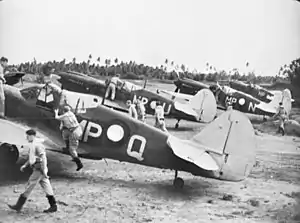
[167, 135, 219, 171]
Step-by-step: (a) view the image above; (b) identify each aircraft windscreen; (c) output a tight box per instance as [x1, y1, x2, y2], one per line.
[38, 87, 54, 103]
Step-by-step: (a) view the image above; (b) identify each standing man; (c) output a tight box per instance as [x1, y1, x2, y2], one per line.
[135, 98, 146, 123]
[272, 102, 288, 136]
[0, 57, 8, 118]
[54, 105, 83, 171]
[8, 129, 58, 213]
[154, 101, 168, 133]
[105, 74, 120, 101]
[126, 100, 138, 119]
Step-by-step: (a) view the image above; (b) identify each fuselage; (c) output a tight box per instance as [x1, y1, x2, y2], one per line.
[3, 84, 253, 182]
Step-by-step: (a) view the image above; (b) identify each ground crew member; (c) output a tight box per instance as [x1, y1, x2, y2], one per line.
[135, 98, 146, 123]
[8, 129, 58, 213]
[154, 101, 168, 133]
[272, 102, 288, 136]
[226, 100, 233, 110]
[0, 57, 8, 118]
[126, 100, 138, 119]
[54, 105, 83, 171]
[105, 74, 120, 101]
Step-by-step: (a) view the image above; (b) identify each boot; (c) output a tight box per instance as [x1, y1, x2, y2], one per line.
[43, 195, 57, 213]
[7, 194, 27, 212]
[73, 157, 83, 171]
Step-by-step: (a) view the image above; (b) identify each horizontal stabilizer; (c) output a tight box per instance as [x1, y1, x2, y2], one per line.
[167, 135, 219, 171]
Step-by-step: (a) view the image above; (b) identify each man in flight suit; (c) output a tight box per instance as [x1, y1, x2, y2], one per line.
[54, 105, 83, 171]
[105, 74, 120, 101]
[0, 57, 8, 118]
[272, 102, 288, 136]
[8, 129, 58, 213]
[154, 101, 168, 133]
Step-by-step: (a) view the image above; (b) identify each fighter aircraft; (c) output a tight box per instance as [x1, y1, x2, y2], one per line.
[211, 83, 292, 118]
[0, 83, 257, 188]
[55, 71, 218, 128]
[228, 80, 289, 103]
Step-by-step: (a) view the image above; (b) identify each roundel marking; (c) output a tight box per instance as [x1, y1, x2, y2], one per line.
[239, 98, 245, 106]
[107, 124, 125, 142]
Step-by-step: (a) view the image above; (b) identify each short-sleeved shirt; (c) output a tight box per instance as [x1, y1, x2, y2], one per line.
[27, 141, 47, 167]
[56, 111, 79, 129]
[110, 77, 119, 85]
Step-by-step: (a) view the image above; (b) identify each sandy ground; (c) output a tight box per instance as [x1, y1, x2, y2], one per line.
[0, 80, 300, 223]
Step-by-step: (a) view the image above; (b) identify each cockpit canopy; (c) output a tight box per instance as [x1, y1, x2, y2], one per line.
[21, 83, 102, 114]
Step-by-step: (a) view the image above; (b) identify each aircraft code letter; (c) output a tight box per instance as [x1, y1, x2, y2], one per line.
[80, 120, 103, 142]
[127, 135, 146, 161]
[248, 102, 256, 113]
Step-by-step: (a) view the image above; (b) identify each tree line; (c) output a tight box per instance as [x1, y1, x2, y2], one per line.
[10, 55, 300, 86]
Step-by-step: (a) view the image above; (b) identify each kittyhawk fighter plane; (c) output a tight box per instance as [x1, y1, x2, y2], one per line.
[55, 71, 218, 128]
[0, 83, 257, 188]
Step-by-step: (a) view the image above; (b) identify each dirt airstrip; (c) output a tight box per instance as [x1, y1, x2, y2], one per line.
[0, 80, 299, 223]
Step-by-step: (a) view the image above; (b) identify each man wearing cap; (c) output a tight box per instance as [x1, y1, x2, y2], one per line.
[154, 101, 168, 132]
[54, 105, 83, 171]
[0, 57, 8, 118]
[8, 129, 58, 213]
[105, 74, 120, 101]
[126, 100, 138, 119]
[272, 102, 288, 136]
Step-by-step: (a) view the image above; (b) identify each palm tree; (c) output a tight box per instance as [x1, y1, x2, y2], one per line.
[181, 64, 186, 72]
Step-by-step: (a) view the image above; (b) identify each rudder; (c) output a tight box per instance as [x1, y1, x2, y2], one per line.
[190, 110, 257, 181]
[188, 89, 217, 123]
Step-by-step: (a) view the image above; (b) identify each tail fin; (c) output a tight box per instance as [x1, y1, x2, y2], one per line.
[188, 89, 217, 123]
[262, 89, 292, 115]
[190, 110, 257, 181]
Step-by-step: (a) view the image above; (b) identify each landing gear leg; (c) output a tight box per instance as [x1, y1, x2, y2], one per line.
[173, 170, 184, 189]
[175, 120, 180, 129]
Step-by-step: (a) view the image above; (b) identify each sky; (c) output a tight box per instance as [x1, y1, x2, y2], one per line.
[0, 0, 300, 76]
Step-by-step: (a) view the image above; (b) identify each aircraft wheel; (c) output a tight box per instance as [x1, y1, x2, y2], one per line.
[173, 177, 184, 189]
[175, 123, 179, 129]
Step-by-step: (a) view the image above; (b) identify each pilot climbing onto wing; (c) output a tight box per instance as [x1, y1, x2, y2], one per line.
[105, 73, 120, 101]
[54, 105, 84, 171]
[272, 102, 288, 136]
[135, 98, 146, 123]
[126, 100, 138, 119]
[154, 101, 168, 133]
